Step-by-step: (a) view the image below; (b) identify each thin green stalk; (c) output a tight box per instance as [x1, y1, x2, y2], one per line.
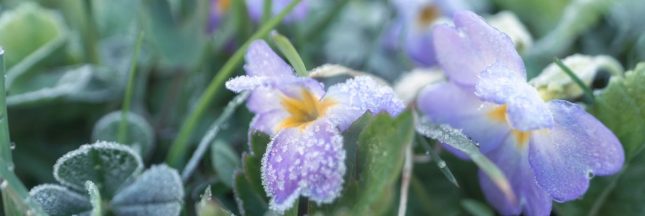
[261, 0, 273, 25]
[271, 31, 307, 76]
[82, 0, 100, 64]
[166, 0, 303, 168]
[554, 58, 595, 103]
[0, 49, 46, 215]
[118, 32, 145, 144]
[416, 134, 459, 188]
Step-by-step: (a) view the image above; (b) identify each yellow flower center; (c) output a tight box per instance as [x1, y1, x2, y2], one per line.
[417, 5, 440, 27]
[216, 0, 231, 14]
[487, 105, 531, 148]
[277, 88, 336, 130]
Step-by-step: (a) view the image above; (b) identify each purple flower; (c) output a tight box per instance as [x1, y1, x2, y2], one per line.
[245, 0, 309, 23]
[226, 40, 404, 212]
[417, 11, 624, 215]
[208, 0, 231, 33]
[385, 0, 466, 67]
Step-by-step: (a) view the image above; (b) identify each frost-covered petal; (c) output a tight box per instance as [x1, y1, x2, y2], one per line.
[324, 76, 404, 131]
[245, 0, 309, 23]
[479, 134, 552, 216]
[476, 64, 554, 131]
[529, 100, 624, 201]
[417, 82, 510, 154]
[433, 11, 525, 86]
[243, 40, 295, 77]
[261, 120, 345, 212]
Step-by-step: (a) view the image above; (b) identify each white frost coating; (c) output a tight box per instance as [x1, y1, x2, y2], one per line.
[394, 69, 445, 103]
[261, 121, 346, 213]
[52, 141, 143, 192]
[530, 54, 623, 100]
[111, 165, 184, 216]
[486, 11, 533, 53]
[324, 76, 405, 131]
[29, 184, 92, 216]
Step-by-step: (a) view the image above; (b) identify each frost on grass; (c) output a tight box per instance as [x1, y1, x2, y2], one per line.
[29, 184, 92, 216]
[92, 111, 155, 158]
[111, 165, 184, 216]
[53, 141, 143, 197]
[85, 181, 102, 216]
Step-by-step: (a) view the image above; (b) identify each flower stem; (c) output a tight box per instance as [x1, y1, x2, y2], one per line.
[554, 58, 595, 103]
[118, 31, 145, 144]
[81, 0, 100, 65]
[166, 0, 303, 168]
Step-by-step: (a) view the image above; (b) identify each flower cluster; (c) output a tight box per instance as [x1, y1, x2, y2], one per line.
[226, 40, 404, 212]
[417, 11, 624, 215]
[386, 0, 466, 67]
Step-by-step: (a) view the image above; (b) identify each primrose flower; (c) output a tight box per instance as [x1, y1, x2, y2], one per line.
[386, 0, 466, 67]
[417, 11, 624, 215]
[245, 0, 309, 23]
[209, 0, 231, 33]
[226, 40, 404, 212]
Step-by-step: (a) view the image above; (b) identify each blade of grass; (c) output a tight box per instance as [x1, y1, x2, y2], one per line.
[81, 0, 100, 64]
[166, 0, 303, 168]
[118, 31, 145, 144]
[0, 48, 46, 215]
[416, 134, 459, 188]
[416, 120, 516, 205]
[554, 58, 595, 103]
[271, 31, 307, 76]
[181, 92, 249, 182]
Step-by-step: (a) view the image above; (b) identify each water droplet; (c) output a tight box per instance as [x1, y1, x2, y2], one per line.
[587, 172, 594, 179]
[437, 161, 446, 168]
[10, 142, 15, 150]
[0, 180, 8, 189]
[425, 151, 430, 155]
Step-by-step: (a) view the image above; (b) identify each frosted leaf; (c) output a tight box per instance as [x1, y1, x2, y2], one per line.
[7, 65, 120, 106]
[416, 119, 515, 204]
[196, 186, 235, 216]
[111, 165, 184, 216]
[53, 141, 143, 198]
[92, 111, 155, 158]
[211, 141, 240, 188]
[29, 184, 91, 216]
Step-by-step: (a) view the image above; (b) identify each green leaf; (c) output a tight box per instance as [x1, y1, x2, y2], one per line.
[85, 181, 102, 216]
[557, 63, 645, 216]
[29, 184, 92, 216]
[316, 111, 414, 214]
[196, 186, 235, 216]
[0, 2, 66, 68]
[53, 141, 143, 198]
[589, 63, 645, 157]
[211, 141, 240, 188]
[92, 111, 155, 158]
[140, 0, 207, 68]
[111, 165, 184, 216]
[271, 31, 308, 76]
[233, 171, 268, 216]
